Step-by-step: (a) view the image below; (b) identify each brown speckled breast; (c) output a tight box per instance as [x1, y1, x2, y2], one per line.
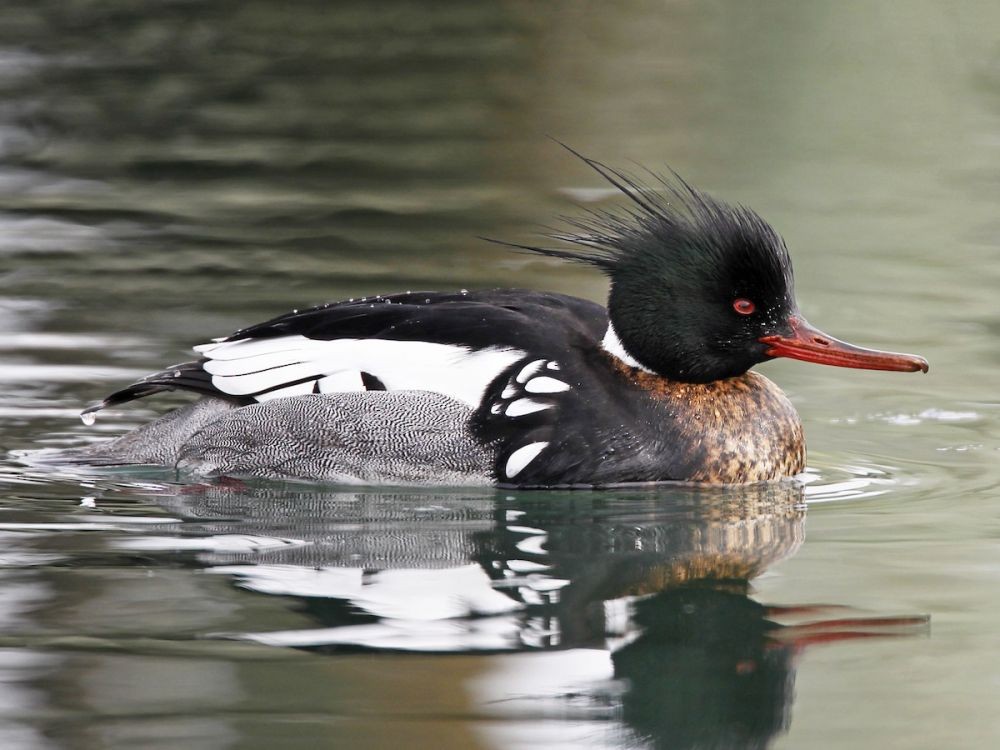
[611, 359, 806, 484]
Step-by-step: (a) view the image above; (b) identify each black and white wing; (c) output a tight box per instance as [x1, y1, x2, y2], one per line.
[83, 290, 607, 418]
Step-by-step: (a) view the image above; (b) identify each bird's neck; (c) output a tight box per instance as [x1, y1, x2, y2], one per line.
[601, 322, 653, 373]
[604, 355, 807, 483]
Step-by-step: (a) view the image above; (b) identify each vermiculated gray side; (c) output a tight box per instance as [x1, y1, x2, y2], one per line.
[175, 391, 493, 485]
[44, 398, 239, 466]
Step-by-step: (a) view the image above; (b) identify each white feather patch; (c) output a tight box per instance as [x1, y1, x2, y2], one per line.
[318, 370, 366, 393]
[515, 359, 546, 383]
[505, 442, 549, 479]
[601, 323, 652, 373]
[195, 337, 308, 359]
[196, 335, 524, 408]
[505, 398, 552, 417]
[201, 348, 314, 375]
[524, 376, 570, 394]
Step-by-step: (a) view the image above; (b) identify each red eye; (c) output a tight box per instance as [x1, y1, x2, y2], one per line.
[733, 298, 755, 315]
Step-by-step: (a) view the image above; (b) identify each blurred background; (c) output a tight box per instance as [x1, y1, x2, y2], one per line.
[0, 2, 999, 748]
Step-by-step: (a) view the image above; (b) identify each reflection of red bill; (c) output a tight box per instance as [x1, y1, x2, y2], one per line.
[764, 603, 930, 651]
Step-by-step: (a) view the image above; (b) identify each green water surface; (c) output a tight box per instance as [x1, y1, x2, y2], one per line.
[0, 2, 998, 748]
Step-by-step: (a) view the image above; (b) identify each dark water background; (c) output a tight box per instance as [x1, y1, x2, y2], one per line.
[1, 2, 999, 748]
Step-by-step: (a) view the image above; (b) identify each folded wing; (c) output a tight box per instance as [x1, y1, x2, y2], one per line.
[82, 290, 608, 418]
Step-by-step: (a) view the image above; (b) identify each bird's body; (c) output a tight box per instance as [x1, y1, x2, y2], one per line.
[72, 156, 927, 486]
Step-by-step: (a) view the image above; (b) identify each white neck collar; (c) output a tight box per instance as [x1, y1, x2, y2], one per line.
[601, 323, 653, 373]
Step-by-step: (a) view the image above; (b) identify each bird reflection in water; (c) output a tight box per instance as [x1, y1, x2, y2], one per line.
[146, 480, 927, 749]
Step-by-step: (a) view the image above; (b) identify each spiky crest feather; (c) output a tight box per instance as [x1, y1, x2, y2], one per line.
[489, 146, 793, 301]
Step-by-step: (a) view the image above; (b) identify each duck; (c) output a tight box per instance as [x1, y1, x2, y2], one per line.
[74, 155, 928, 487]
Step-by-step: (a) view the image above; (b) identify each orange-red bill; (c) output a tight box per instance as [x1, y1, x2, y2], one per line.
[760, 317, 929, 373]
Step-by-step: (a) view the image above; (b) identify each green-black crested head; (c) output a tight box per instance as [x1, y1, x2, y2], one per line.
[512, 155, 798, 382]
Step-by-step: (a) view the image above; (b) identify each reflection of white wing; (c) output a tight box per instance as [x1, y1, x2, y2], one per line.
[215, 564, 526, 651]
[196, 334, 526, 407]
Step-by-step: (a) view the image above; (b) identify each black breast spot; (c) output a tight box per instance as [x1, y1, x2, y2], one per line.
[361, 372, 387, 390]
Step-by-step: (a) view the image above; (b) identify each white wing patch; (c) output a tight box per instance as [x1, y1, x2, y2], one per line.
[318, 370, 366, 392]
[196, 335, 525, 408]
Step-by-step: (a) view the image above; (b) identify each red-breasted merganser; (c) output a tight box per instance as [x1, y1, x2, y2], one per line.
[76, 156, 928, 486]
